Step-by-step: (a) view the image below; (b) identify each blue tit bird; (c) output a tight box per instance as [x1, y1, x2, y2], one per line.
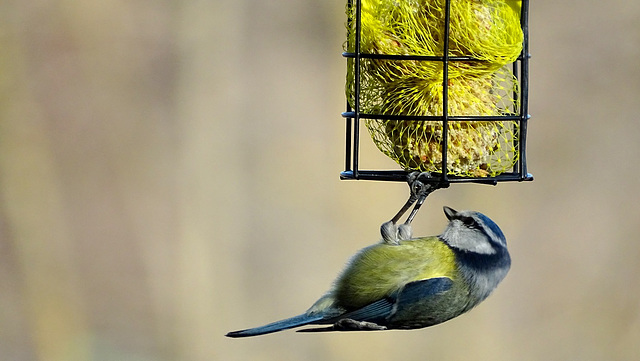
[226, 206, 510, 338]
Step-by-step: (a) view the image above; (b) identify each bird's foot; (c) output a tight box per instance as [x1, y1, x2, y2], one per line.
[333, 318, 387, 331]
[381, 221, 413, 245]
[381, 221, 400, 245]
[397, 223, 413, 240]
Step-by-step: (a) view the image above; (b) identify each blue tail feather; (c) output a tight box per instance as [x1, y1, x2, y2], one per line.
[226, 313, 325, 338]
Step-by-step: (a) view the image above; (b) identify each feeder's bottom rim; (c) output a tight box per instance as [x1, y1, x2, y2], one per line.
[340, 170, 533, 184]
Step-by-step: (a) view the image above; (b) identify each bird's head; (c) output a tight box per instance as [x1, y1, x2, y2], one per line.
[440, 206, 507, 256]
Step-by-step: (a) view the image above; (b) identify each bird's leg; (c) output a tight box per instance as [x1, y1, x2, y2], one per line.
[400, 190, 429, 237]
[401, 173, 441, 234]
[381, 172, 441, 244]
[381, 194, 418, 245]
[333, 318, 387, 331]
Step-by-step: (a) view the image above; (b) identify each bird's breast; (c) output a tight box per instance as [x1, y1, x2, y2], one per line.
[333, 237, 459, 310]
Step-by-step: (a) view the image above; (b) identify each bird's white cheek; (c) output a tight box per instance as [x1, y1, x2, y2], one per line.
[468, 238, 496, 255]
[443, 227, 496, 255]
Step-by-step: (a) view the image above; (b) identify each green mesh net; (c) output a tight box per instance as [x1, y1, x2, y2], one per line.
[345, 0, 524, 177]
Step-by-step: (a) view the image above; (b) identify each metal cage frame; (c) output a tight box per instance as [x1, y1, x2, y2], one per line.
[340, 0, 533, 186]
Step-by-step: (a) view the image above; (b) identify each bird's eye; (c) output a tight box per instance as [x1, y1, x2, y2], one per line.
[460, 216, 478, 228]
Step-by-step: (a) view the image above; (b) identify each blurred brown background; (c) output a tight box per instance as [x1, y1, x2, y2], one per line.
[1, 1, 639, 360]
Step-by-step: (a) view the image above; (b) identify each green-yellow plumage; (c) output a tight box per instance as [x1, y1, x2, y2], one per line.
[226, 207, 510, 337]
[334, 236, 457, 309]
[303, 236, 476, 330]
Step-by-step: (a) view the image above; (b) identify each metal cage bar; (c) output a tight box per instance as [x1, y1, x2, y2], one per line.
[340, 0, 533, 186]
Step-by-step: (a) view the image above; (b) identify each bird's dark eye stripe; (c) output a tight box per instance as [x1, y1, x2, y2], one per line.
[459, 216, 479, 228]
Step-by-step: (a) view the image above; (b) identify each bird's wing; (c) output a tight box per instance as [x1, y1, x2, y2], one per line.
[301, 277, 454, 331]
[393, 276, 453, 310]
[336, 295, 395, 325]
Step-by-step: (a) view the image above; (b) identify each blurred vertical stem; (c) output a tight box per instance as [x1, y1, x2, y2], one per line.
[0, 32, 90, 361]
[174, 0, 250, 359]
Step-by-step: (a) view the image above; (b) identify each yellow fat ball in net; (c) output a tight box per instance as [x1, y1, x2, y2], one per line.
[346, 0, 523, 177]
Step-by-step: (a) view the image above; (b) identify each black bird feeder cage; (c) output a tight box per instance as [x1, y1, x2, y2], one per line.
[341, 0, 532, 189]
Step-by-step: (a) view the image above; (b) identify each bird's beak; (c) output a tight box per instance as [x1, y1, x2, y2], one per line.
[443, 206, 457, 220]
